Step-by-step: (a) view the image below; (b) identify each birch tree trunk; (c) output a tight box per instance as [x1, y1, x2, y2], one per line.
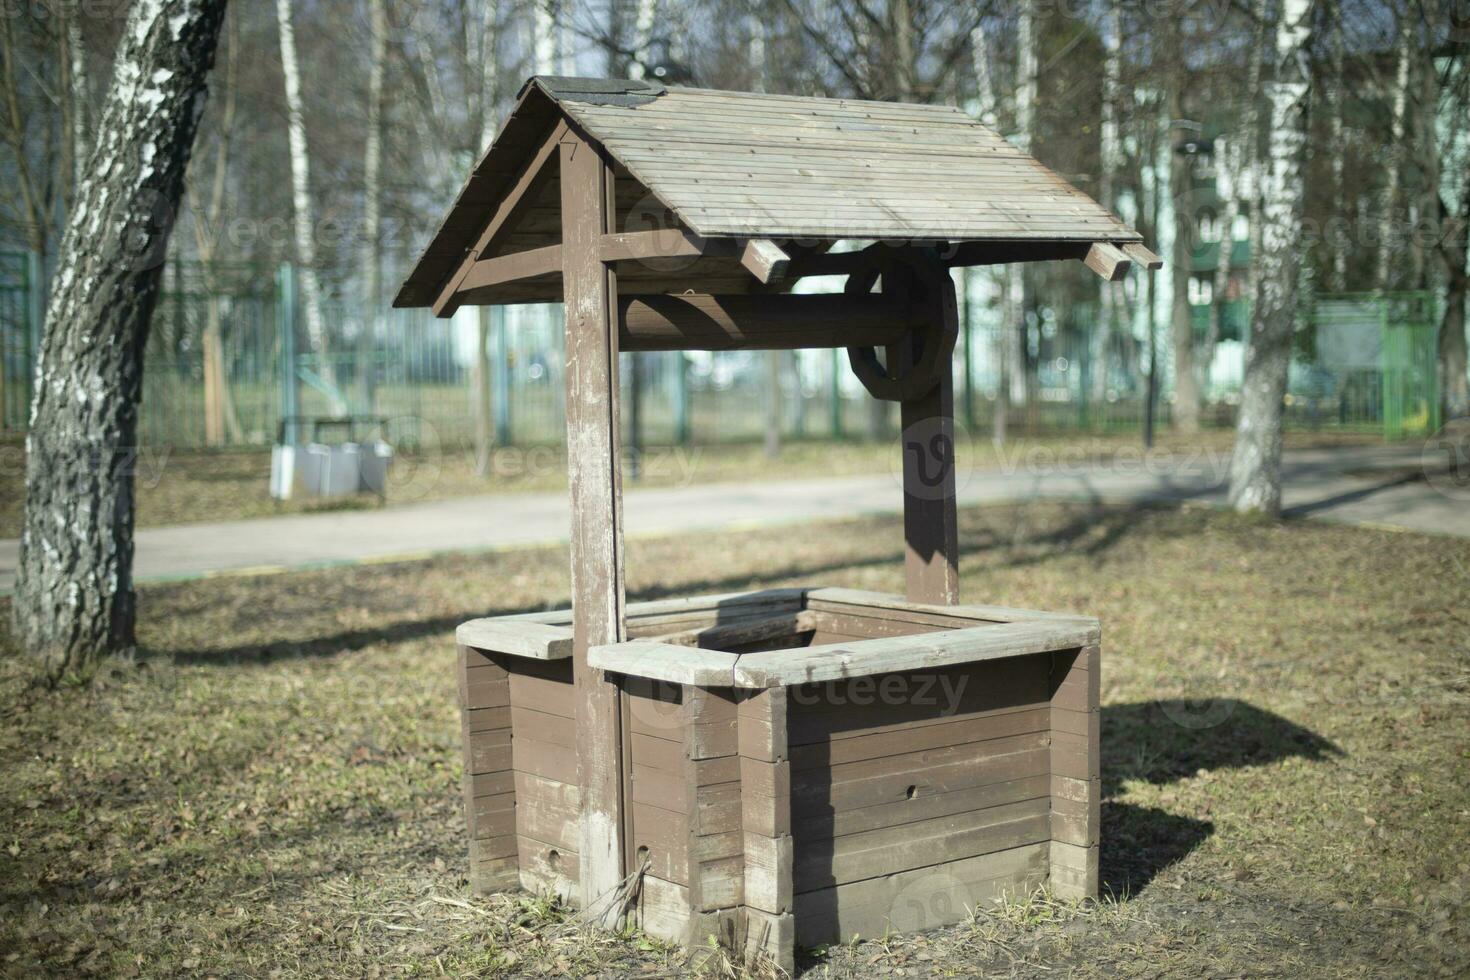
[275, 0, 338, 406]
[629, 0, 658, 78]
[1092, 0, 1121, 406]
[1227, 0, 1312, 516]
[474, 0, 502, 476]
[65, 10, 90, 194]
[359, 0, 387, 414]
[1376, 8, 1411, 291]
[534, 0, 557, 74]
[997, 0, 1036, 444]
[13, 0, 227, 681]
[1327, 6, 1347, 292]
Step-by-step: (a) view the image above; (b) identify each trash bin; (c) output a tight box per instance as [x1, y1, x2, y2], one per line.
[270, 416, 392, 501]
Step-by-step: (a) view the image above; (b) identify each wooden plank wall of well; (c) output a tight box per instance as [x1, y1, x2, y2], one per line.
[786, 655, 1054, 947]
[507, 658, 581, 901]
[459, 644, 518, 894]
[737, 687, 796, 975]
[625, 678, 744, 947]
[1049, 643, 1101, 899]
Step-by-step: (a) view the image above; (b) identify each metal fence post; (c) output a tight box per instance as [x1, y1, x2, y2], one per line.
[277, 263, 299, 444]
[673, 351, 690, 445]
[829, 347, 843, 438]
[492, 305, 512, 446]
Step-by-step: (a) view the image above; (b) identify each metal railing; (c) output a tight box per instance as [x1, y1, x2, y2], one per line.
[0, 251, 1453, 449]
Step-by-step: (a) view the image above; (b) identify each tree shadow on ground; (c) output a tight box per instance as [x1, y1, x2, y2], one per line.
[1097, 699, 1340, 895]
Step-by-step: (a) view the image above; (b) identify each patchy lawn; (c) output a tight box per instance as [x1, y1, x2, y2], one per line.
[1, 502, 1466, 977]
[0, 429, 1381, 538]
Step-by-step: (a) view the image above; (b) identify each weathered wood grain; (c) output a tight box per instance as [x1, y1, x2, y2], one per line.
[457, 619, 573, 660]
[794, 840, 1048, 946]
[560, 130, 629, 914]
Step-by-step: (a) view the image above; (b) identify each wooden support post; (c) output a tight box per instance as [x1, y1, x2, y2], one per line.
[737, 688, 795, 975]
[899, 266, 961, 605]
[559, 131, 629, 919]
[1049, 643, 1101, 900]
[458, 644, 518, 893]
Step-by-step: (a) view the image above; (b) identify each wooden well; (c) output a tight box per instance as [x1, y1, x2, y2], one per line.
[396, 76, 1156, 971]
[457, 588, 1099, 971]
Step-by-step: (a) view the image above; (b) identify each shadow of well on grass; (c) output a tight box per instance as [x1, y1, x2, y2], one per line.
[1098, 699, 1340, 896]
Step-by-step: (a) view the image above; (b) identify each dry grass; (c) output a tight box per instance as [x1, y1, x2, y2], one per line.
[2, 500, 1467, 977]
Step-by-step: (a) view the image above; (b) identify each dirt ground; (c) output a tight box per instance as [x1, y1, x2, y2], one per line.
[2, 501, 1466, 977]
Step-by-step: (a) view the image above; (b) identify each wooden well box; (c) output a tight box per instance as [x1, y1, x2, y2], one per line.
[457, 587, 1100, 971]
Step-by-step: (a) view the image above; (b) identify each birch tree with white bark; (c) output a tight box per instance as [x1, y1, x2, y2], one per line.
[360, 0, 388, 413]
[1227, 0, 1313, 515]
[1092, 0, 1122, 405]
[275, 0, 340, 407]
[12, 0, 228, 681]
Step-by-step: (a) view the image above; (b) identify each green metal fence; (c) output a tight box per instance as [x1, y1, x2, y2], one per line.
[0, 251, 41, 433]
[0, 251, 1455, 450]
[1298, 291, 1440, 439]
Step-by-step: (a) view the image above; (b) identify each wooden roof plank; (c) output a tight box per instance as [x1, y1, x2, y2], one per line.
[397, 77, 1152, 310]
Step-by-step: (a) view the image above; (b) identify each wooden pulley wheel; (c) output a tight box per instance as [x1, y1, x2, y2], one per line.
[843, 248, 958, 402]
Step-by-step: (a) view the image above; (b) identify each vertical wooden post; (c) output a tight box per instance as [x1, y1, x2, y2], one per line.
[559, 131, 628, 917]
[737, 687, 795, 975]
[1049, 643, 1101, 899]
[899, 266, 961, 605]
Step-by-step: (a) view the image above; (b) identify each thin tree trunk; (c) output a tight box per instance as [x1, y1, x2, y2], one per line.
[65, 9, 90, 195]
[1376, 8, 1411, 291]
[360, 0, 387, 414]
[628, 0, 657, 78]
[969, 18, 1006, 441]
[1327, 5, 1347, 292]
[189, 6, 241, 447]
[1167, 9, 1200, 435]
[1228, 0, 1312, 516]
[1204, 136, 1238, 392]
[474, 0, 502, 476]
[999, 0, 1036, 442]
[275, 0, 338, 407]
[534, 0, 556, 73]
[13, 0, 227, 681]
[1092, 0, 1121, 406]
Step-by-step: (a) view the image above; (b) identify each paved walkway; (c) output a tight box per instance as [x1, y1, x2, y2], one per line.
[0, 443, 1463, 593]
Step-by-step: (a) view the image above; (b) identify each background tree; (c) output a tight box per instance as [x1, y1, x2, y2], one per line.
[1228, 0, 1314, 515]
[12, 0, 229, 680]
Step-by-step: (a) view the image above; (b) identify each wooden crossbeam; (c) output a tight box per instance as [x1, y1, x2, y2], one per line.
[618, 292, 911, 351]
[738, 239, 791, 284]
[1121, 242, 1164, 270]
[599, 231, 791, 284]
[1082, 242, 1132, 282]
[600, 227, 710, 263]
[432, 119, 569, 318]
[457, 244, 563, 294]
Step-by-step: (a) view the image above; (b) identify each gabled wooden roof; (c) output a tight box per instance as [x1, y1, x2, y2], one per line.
[395, 77, 1146, 309]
